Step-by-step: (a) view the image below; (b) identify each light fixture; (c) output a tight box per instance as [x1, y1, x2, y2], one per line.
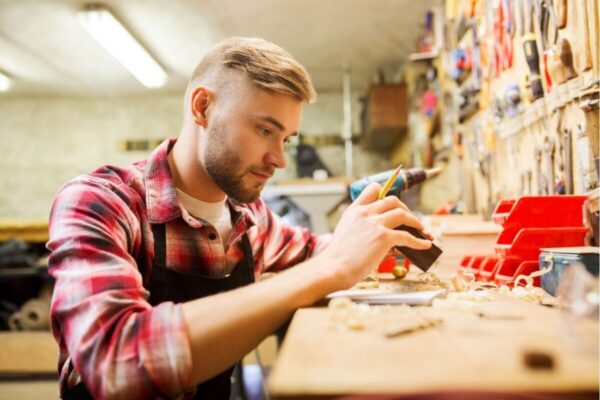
[78, 4, 167, 88]
[0, 71, 10, 92]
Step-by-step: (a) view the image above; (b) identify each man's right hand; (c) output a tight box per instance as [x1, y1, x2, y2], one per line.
[317, 182, 432, 292]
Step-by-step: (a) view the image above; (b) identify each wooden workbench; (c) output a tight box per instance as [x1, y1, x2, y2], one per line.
[268, 296, 599, 398]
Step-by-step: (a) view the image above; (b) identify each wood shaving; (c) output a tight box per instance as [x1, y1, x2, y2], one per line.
[440, 263, 556, 307]
[328, 297, 377, 330]
[328, 297, 444, 337]
[414, 271, 448, 291]
[352, 270, 381, 289]
[353, 281, 381, 289]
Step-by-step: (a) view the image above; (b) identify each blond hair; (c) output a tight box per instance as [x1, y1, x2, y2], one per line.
[190, 37, 316, 103]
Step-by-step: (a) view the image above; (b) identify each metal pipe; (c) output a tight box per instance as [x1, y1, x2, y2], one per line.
[342, 63, 353, 178]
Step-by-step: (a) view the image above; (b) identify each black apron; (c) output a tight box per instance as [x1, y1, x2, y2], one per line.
[62, 223, 256, 400]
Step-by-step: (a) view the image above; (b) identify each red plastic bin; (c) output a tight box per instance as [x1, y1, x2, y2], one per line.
[458, 255, 487, 276]
[493, 258, 522, 285]
[495, 227, 589, 260]
[480, 256, 520, 282]
[494, 260, 540, 287]
[476, 256, 499, 281]
[492, 196, 587, 228]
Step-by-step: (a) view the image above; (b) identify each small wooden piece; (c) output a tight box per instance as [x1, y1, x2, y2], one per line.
[523, 350, 556, 370]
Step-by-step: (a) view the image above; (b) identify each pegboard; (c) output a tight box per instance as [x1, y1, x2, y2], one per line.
[440, 0, 599, 216]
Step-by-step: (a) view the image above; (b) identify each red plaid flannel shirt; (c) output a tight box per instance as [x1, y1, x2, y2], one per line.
[47, 139, 328, 399]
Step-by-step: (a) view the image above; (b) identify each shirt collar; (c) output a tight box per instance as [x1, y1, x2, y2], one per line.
[144, 139, 181, 224]
[144, 138, 257, 229]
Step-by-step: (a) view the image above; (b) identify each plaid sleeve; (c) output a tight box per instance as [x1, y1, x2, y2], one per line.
[249, 200, 331, 272]
[47, 178, 192, 399]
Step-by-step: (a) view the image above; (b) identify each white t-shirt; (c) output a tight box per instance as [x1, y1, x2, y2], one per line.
[176, 188, 232, 246]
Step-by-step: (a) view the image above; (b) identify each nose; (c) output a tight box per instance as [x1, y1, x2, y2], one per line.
[265, 142, 287, 169]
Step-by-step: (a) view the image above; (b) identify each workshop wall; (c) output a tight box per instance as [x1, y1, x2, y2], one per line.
[0, 92, 379, 219]
[401, 0, 599, 217]
[445, 0, 599, 217]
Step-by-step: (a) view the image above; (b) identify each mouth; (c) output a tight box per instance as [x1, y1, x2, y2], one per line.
[250, 171, 273, 182]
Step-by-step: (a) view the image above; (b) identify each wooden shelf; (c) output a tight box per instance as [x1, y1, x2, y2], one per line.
[0, 220, 48, 243]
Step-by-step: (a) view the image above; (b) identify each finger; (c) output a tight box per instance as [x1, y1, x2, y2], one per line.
[391, 230, 432, 249]
[366, 195, 410, 214]
[379, 208, 425, 231]
[352, 182, 381, 205]
[422, 229, 435, 241]
[389, 247, 403, 257]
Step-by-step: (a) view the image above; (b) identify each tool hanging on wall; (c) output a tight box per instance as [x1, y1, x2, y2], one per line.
[534, 146, 548, 195]
[570, 0, 592, 74]
[575, 123, 598, 192]
[543, 136, 556, 195]
[553, 0, 566, 28]
[563, 127, 573, 194]
[504, 82, 522, 117]
[494, 0, 515, 74]
[470, 20, 483, 90]
[492, 94, 505, 123]
[586, 0, 599, 77]
[539, 0, 559, 92]
[450, 47, 471, 84]
[546, 40, 569, 85]
[579, 79, 600, 182]
[558, 38, 577, 81]
[458, 85, 480, 123]
[521, 0, 545, 100]
[549, 112, 566, 194]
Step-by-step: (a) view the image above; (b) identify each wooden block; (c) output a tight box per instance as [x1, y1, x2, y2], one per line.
[367, 84, 408, 130]
[0, 332, 57, 373]
[363, 84, 408, 151]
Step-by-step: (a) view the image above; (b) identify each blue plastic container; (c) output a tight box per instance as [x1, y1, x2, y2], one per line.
[539, 247, 599, 296]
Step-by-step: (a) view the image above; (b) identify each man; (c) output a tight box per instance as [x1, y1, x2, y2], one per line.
[47, 37, 432, 399]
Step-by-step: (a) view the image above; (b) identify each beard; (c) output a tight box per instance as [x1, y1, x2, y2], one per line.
[204, 123, 273, 203]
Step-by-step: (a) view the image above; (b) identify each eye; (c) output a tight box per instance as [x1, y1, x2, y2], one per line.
[257, 126, 271, 136]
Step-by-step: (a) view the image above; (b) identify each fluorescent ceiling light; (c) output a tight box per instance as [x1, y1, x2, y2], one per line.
[78, 5, 167, 88]
[0, 72, 10, 92]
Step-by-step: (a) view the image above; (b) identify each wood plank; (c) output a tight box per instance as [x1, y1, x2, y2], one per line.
[0, 381, 57, 400]
[268, 299, 599, 397]
[0, 220, 49, 243]
[0, 332, 57, 373]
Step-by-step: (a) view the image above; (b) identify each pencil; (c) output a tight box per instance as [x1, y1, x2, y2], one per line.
[377, 164, 403, 200]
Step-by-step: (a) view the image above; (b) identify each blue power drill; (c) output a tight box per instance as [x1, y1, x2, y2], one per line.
[349, 166, 443, 271]
[349, 167, 442, 200]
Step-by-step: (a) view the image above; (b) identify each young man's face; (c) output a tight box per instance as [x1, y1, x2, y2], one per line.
[203, 82, 302, 203]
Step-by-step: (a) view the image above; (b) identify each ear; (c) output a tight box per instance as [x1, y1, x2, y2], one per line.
[190, 86, 212, 127]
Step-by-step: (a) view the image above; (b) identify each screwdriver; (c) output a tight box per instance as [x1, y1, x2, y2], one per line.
[522, 32, 544, 100]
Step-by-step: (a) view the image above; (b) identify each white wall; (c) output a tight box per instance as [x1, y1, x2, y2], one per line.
[0, 91, 388, 220]
[0, 94, 182, 220]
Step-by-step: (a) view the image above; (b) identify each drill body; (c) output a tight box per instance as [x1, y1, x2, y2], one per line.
[349, 167, 440, 200]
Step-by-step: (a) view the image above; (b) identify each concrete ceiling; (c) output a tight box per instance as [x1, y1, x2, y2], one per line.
[0, 0, 437, 97]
